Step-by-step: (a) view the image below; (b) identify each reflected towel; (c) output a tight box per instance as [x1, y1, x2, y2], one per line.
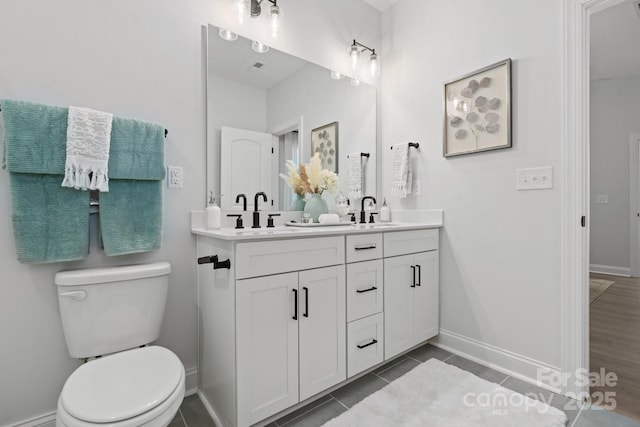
[347, 153, 363, 200]
[391, 142, 412, 198]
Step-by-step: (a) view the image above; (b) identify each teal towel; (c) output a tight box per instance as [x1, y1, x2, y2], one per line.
[99, 180, 163, 256]
[2, 99, 67, 174]
[109, 117, 166, 180]
[9, 173, 89, 263]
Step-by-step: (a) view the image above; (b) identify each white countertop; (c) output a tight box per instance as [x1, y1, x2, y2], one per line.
[191, 209, 443, 241]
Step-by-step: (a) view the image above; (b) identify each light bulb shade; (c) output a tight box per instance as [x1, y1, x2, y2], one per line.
[219, 28, 238, 41]
[369, 53, 379, 77]
[350, 77, 360, 87]
[235, 0, 249, 24]
[252, 40, 270, 53]
[349, 44, 360, 69]
[270, 4, 281, 37]
[331, 70, 344, 80]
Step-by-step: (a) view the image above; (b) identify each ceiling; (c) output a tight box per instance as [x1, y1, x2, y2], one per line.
[361, 0, 399, 12]
[591, 0, 640, 80]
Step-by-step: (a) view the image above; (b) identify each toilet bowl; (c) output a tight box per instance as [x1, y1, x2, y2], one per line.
[56, 346, 185, 427]
[54, 263, 185, 427]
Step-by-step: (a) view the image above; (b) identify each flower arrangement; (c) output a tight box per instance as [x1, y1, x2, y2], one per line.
[280, 153, 339, 195]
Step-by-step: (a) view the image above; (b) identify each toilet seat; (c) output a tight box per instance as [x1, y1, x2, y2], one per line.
[56, 346, 185, 427]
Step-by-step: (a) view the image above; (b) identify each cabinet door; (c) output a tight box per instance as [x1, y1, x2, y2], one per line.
[298, 265, 346, 401]
[413, 251, 439, 344]
[384, 254, 415, 359]
[236, 273, 299, 427]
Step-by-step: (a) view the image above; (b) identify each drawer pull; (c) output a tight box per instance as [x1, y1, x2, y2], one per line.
[356, 286, 378, 294]
[357, 339, 378, 349]
[292, 289, 298, 320]
[354, 245, 377, 251]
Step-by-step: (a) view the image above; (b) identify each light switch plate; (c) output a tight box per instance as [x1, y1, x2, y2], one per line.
[516, 166, 553, 190]
[596, 195, 608, 204]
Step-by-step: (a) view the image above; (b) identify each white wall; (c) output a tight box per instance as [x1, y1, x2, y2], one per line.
[0, 0, 380, 424]
[590, 76, 640, 271]
[268, 63, 377, 204]
[380, 0, 564, 374]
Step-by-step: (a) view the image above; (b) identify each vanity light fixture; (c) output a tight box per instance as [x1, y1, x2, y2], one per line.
[252, 40, 270, 53]
[218, 28, 238, 41]
[349, 39, 379, 77]
[237, 0, 282, 38]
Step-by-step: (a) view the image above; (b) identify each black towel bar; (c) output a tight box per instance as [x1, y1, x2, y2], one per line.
[391, 142, 419, 150]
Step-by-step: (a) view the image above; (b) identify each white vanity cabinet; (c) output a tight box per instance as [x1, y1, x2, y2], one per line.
[383, 230, 440, 360]
[236, 265, 346, 426]
[194, 221, 441, 427]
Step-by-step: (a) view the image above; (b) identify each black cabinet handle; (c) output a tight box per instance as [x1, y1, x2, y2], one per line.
[303, 287, 309, 318]
[415, 264, 421, 286]
[197, 255, 218, 264]
[292, 289, 298, 320]
[410, 265, 416, 288]
[354, 245, 377, 251]
[357, 339, 378, 349]
[356, 286, 378, 294]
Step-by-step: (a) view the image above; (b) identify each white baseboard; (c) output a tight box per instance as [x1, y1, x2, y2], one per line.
[185, 366, 199, 396]
[197, 390, 223, 427]
[10, 367, 198, 427]
[432, 329, 564, 394]
[589, 264, 631, 277]
[11, 412, 56, 427]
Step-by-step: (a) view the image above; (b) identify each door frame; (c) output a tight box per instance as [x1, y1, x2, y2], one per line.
[563, 0, 627, 398]
[630, 134, 640, 276]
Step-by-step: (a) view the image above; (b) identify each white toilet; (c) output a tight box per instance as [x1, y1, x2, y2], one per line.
[54, 262, 185, 427]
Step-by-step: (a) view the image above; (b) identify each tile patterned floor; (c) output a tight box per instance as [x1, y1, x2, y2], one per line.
[174, 343, 640, 427]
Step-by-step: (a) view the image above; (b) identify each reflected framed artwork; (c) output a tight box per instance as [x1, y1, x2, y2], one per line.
[443, 58, 511, 157]
[311, 121, 339, 172]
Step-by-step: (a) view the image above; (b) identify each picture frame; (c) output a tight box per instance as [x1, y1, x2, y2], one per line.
[443, 58, 512, 157]
[311, 121, 339, 172]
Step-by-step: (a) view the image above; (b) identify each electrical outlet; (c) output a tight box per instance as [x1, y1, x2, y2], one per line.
[596, 195, 608, 204]
[167, 166, 183, 189]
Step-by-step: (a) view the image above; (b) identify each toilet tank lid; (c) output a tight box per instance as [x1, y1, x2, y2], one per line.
[55, 262, 171, 287]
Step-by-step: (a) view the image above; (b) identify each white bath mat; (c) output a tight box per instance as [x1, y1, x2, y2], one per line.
[323, 358, 567, 427]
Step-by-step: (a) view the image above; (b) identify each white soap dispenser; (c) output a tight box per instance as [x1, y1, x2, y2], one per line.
[380, 198, 391, 222]
[206, 192, 221, 229]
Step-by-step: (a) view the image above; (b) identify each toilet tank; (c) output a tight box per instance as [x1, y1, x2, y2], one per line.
[55, 262, 171, 359]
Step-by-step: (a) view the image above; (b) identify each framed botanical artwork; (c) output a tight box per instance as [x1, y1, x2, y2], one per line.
[311, 121, 339, 172]
[443, 58, 512, 157]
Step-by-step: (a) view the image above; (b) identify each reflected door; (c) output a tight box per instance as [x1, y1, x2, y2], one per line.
[221, 126, 273, 209]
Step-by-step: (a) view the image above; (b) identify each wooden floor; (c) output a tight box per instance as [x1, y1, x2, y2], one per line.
[590, 273, 640, 421]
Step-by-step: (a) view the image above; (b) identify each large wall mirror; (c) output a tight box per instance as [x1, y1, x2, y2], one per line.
[206, 24, 377, 211]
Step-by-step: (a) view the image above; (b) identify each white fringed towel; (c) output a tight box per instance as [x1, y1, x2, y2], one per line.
[391, 142, 412, 198]
[347, 153, 363, 199]
[62, 106, 113, 192]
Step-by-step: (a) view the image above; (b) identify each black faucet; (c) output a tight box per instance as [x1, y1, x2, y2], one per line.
[360, 196, 377, 224]
[252, 192, 268, 228]
[236, 193, 247, 211]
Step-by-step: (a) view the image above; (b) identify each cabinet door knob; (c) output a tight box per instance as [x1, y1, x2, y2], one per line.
[292, 289, 298, 320]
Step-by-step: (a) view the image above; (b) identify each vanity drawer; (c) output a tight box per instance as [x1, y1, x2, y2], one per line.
[346, 260, 383, 322]
[383, 229, 438, 258]
[346, 233, 383, 263]
[236, 236, 345, 279]
[347, 313, 384, 378]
